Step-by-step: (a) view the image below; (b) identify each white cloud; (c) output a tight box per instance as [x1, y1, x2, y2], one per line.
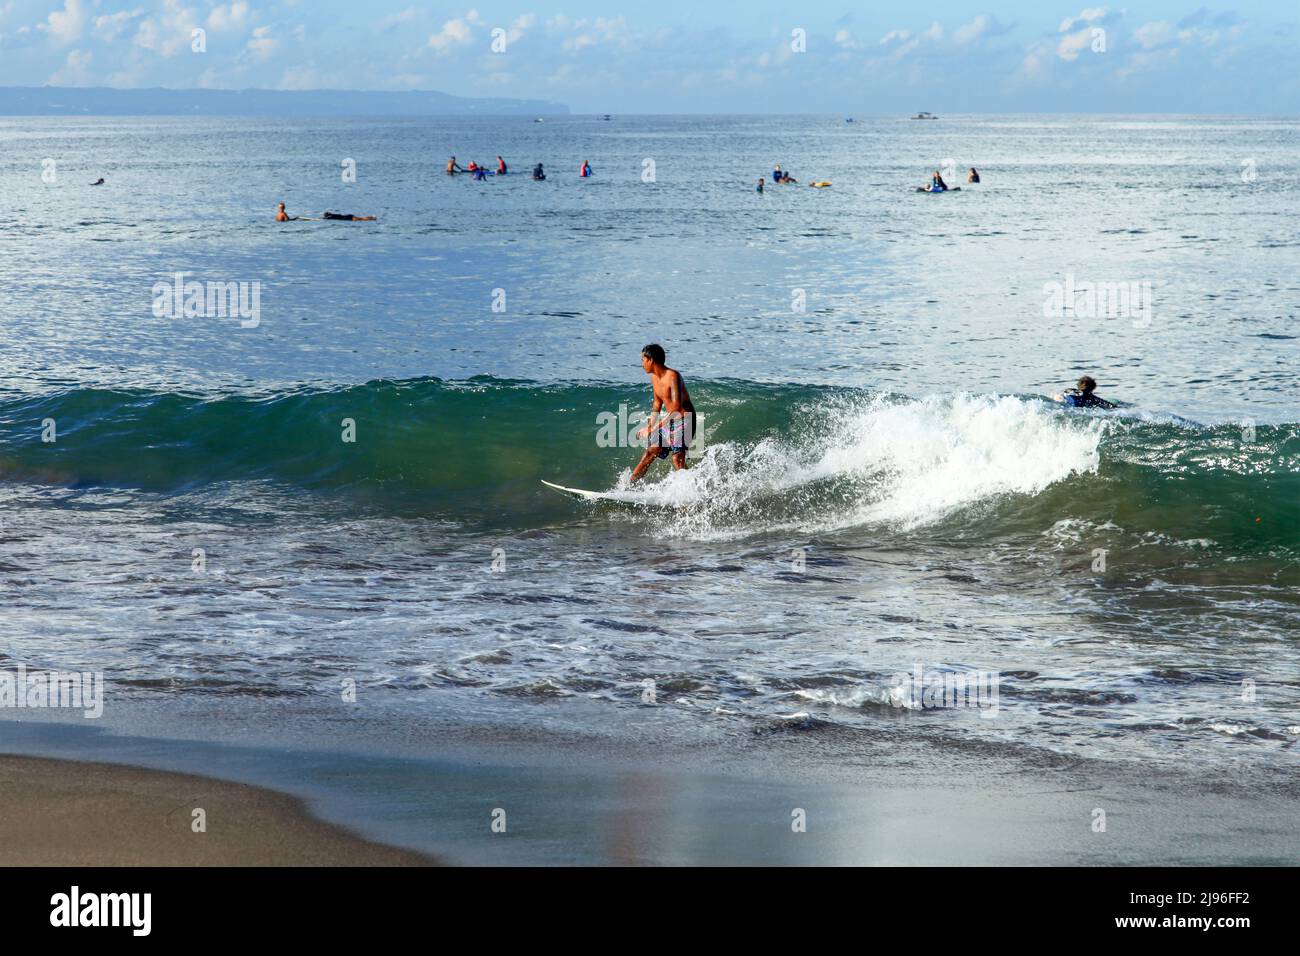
[562, 16, 627, 52]
[428, 16, 473, 53]
[207, 2, 251, 33]
[94, 10, 143, 43]
[41, 0, 86, 47]
[954, 15, 990, 45]
[923, 22, 943, 41]
[505, 12, 535, 44]
[1056, 29, 1094, 61]
[48, 47, 92, 84]
[1055, 10, 1117, 62]
[1117, 47, 1180, 78]
[1134, 21, 1174, 49]
[1021, 50, 1045, 78]
[1059, 8, 1108, 33]
[133, 1, 202, 58]
[879, 29, 911, 45]
[246, 24, 275, 60]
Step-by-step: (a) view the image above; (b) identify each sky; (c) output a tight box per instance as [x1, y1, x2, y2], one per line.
[0, 1, 1296, 113]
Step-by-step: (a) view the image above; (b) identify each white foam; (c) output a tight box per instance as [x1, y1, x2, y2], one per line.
[613, 393, 1105, 540]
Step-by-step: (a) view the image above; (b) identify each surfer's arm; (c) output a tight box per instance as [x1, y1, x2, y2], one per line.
[636, 397, 663, 438]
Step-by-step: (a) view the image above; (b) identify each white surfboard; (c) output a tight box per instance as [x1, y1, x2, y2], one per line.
[541, 479, 690, 509]
[540, 479, 626, 501]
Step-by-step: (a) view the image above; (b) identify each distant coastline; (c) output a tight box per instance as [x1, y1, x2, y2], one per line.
[0, 85, 569, 117]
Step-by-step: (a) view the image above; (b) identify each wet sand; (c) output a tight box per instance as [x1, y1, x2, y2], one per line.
[0, 754, 434, 866]
[2, 716, 1296, 866]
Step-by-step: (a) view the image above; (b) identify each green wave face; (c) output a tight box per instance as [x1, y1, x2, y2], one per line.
[1, 378, 1297, 561]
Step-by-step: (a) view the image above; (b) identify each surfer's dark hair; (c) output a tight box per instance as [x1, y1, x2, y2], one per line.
[1077, 375, 1097, 392]
[642, 344, 665, 364]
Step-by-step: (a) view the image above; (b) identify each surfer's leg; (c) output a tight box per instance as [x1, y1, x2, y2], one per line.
[630, 448, 659, 483]
[671, 450, 687, 470]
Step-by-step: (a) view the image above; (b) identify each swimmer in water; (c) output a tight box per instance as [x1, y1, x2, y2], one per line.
[756, 178, 764, 193]
[968, 167, 981, 183]
[533, 163, 546, 180]
[579, 160, 592, 178]
[90, 177, 105, 186]
[276, 202, 296, 221]
[496, 156, 508, 174]
[446, 156, 463, 175]
[1054, 375, 1116, 409]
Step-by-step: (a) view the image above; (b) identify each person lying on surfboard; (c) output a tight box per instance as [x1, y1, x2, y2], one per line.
[630, 343, 697, 483]
[1053, 375, 1116, 409]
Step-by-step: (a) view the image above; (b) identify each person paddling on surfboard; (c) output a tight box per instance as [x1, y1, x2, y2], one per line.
[1054, 375, 1116, 409]
[631, 344, 697, 483]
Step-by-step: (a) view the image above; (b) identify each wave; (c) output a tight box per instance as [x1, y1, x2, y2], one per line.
[1, 377, 1296, 551]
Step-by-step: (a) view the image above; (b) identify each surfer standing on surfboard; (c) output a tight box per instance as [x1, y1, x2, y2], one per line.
[630, 344, 697, 483]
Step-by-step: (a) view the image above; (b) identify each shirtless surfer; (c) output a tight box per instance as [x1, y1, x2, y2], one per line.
[631, 344, 697, 482]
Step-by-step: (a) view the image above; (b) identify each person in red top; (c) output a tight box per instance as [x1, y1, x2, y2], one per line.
[496, 156, 508, 174]
[579, 160, 592, 178]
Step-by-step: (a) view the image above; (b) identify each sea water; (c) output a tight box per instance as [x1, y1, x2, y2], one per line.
[0, 114, 1297, 782]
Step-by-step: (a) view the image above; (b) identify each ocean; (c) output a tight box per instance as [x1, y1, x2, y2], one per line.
[1, 114, 1297, 861]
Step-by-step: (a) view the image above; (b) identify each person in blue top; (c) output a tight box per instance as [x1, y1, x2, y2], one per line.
[1055, 375, 1116, 409]
[756, 178, 764, 193]
[928, 170, 948, 192]
[773, 164, 783, 182]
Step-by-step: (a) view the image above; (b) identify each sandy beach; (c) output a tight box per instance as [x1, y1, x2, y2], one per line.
[0, 755, 433, 866]
[2, 715, 1295, 866]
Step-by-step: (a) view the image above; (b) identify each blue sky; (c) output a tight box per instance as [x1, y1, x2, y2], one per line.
[1, 1, 1296, 112]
